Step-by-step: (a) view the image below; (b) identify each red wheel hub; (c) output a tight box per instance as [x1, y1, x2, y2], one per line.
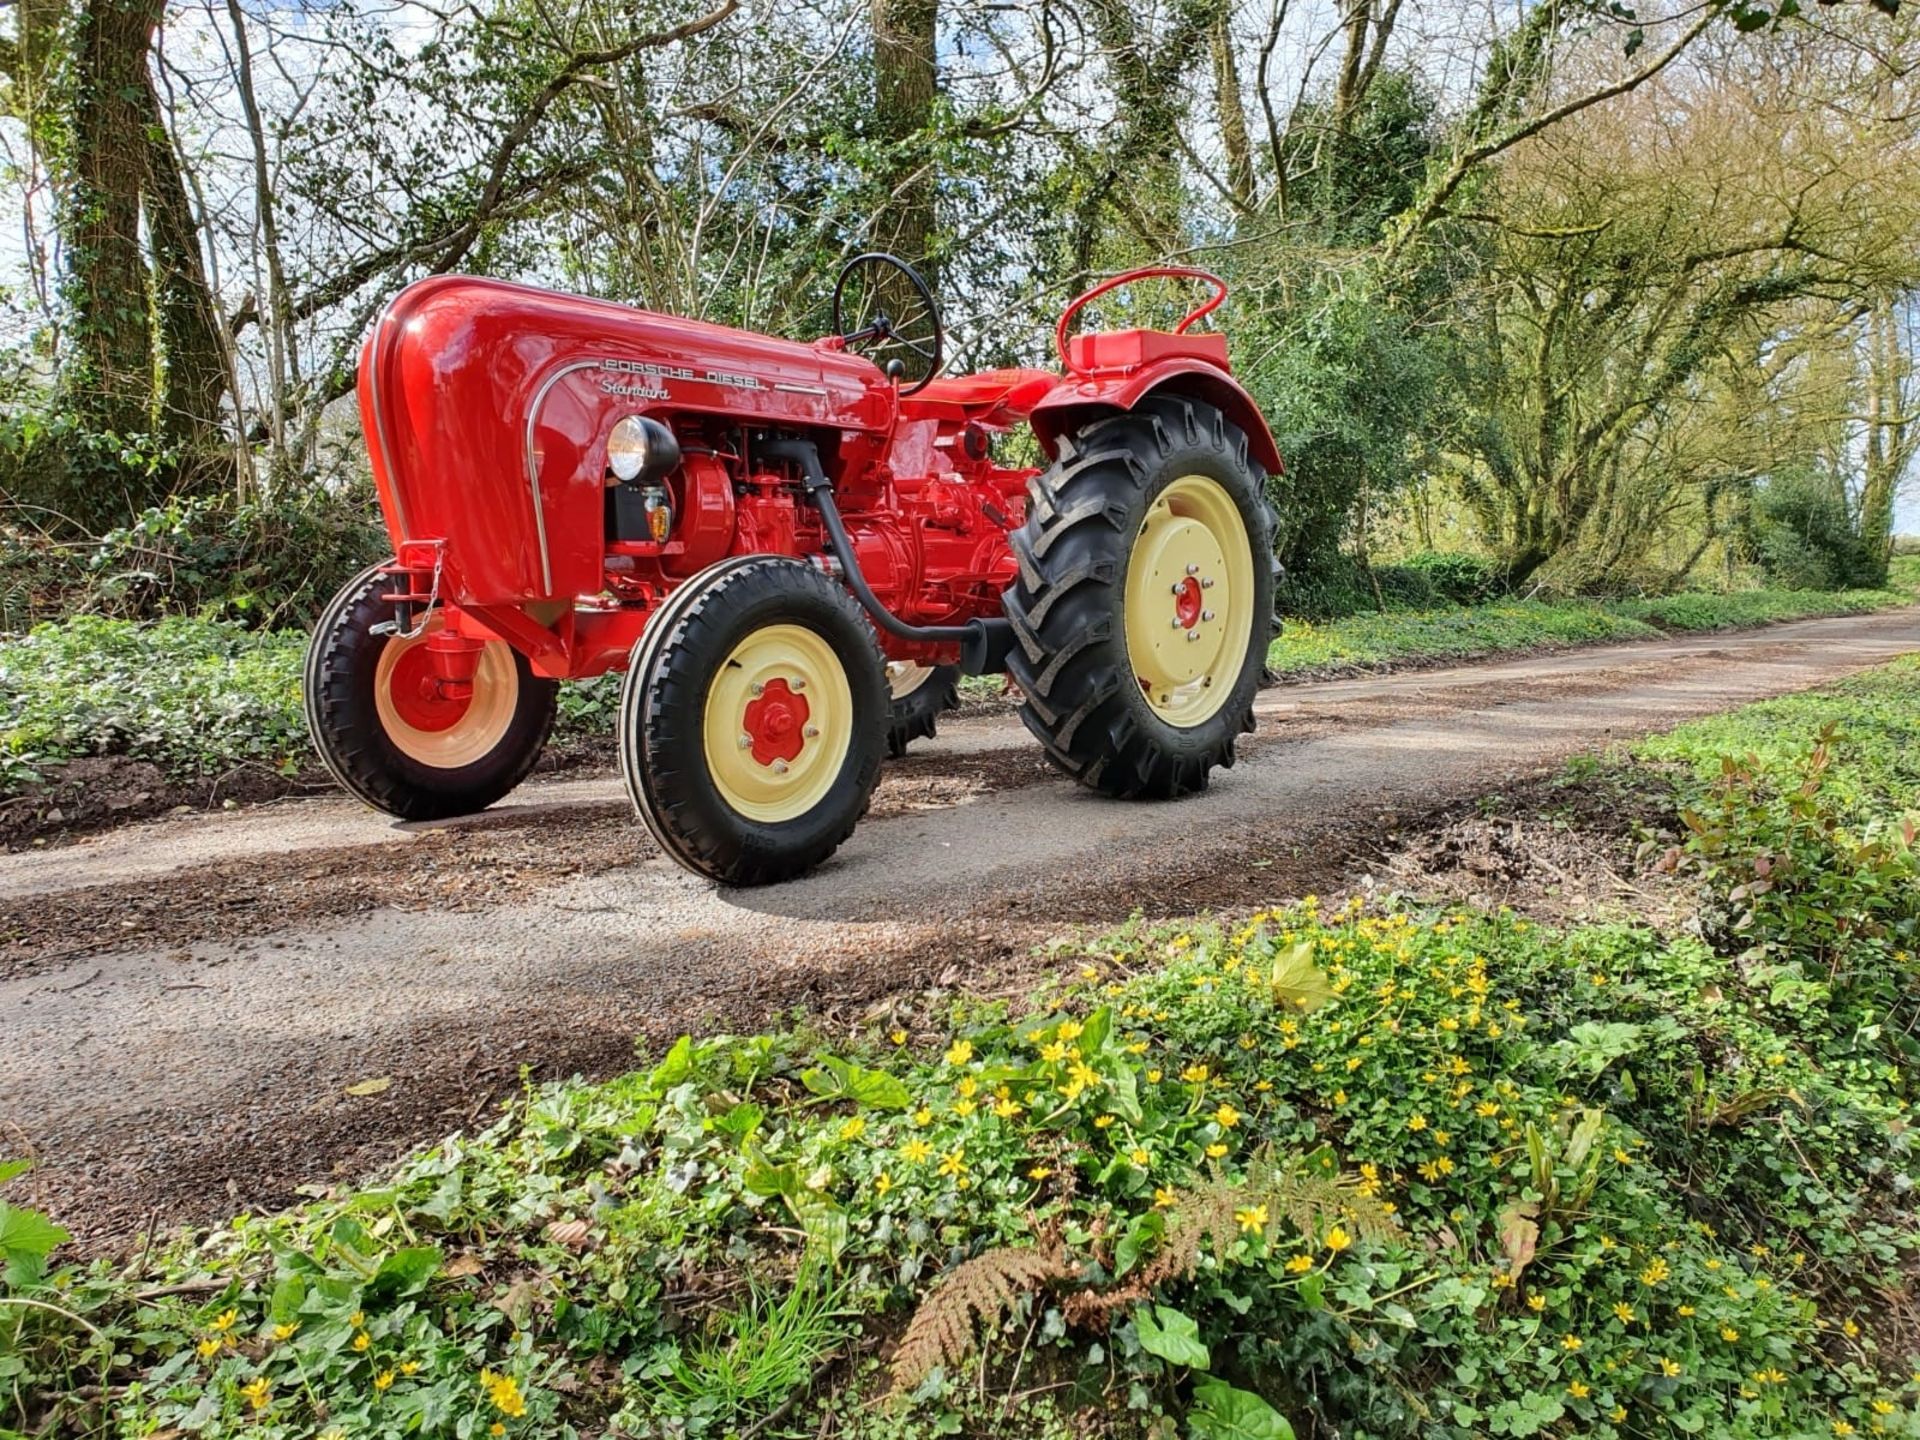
[387, 645, 474, 732]
[1174, 575, 1204, 629]
[743, 679, 811, 766]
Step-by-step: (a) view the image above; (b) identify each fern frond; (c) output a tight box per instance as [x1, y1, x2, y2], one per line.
[887, 1241, 1070, 1399]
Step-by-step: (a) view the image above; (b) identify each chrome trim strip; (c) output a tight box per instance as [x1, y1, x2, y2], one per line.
[365, 311, 409, 540]
[774, 381, 830, 396]
[523, 360, 601, 595]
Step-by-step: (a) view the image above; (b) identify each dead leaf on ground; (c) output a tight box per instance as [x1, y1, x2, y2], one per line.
[344, 1076, 392, 1097]
[1500, 1201, 1540, 1282]
[544, 1218, 595, 1250]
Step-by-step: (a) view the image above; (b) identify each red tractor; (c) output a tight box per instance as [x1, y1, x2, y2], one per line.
[306, 257, 1282, 885]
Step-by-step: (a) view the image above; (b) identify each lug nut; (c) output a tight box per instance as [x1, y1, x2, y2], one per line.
[1186, 563, 1200, 575]
[738, 733, 753, 749]
[804, 725, 820, 738]
[792, 677, 806, 691]
[749, 681, 764, 697]
[1170, 617, 1182, 628]
[1201, 609, 1215, 622]
[1187, 631, 1201, 643]
[1201, 577, 1214, 589]
[771, 758, 790, 774]
[1170, 583, 1183, 595]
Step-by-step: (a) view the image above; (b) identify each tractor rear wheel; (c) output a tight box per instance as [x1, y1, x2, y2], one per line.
[305, 564, 558, 820]
[620, 556, 888, 885]
[1002, 396, 1275, 798]
[885, 662, 960, 757]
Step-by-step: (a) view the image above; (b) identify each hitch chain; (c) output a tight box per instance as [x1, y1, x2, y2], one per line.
[372, 550, 443, 641]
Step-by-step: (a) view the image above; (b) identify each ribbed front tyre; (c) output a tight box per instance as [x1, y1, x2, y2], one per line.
[620, 556, 889, 885]
[304, 564, 558, 820]
[1002, 397, 1276, 797]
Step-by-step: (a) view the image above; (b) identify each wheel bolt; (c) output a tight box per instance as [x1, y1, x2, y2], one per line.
[1170, 583, 1183, 595]
[1186, 563, 1200, 575]
[804, 725, 820, 738]
[738, 733, 753, 749]
[792, 677, 806, 691]
[1187, 631, 1201, 643]
[749, 681, 764, 697]
[1170, 617, 1182, 628]
[771, 758, 790, 774]
[1201, 577, 1214, 589]
[1201, 609, 1215, 622]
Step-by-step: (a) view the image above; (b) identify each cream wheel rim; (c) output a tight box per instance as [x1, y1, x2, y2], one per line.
[1122, 473, 1255, 726]
[702, 623, 855, 822]
[373, 617, 520, 769]
[886, 661, 937, 700]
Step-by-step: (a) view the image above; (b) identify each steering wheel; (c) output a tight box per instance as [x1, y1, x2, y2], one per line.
[831, 253, 944, 396]
[1056, 266, 1229, 375]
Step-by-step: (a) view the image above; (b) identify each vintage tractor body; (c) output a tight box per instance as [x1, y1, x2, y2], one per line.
[308, 259, 1283, 883]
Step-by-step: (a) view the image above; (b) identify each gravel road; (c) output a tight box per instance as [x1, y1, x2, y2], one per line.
[5, 609, 1917, 1247]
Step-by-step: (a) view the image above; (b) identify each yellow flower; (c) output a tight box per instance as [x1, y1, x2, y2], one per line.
[1753, 1368, 1788, 1385]
[956, 1076, 979, 1098]
[993, 1098, 1023, 1120]
[239, 1376, 271, 1411]
[1640, 1257, 1670, 1286]
[1214, 1104, 1241, 1130]
[350, 1310, 365, 1328]
[1130, 1148, 1152, 1167]
[1720, 1325, 1740, 1342]
[901, 1138, 932, 1164]
[481, 1369, 529, 1419]
[1568, 1380, 1590, 1399]
[1181, 1064, 1210, 1084]
[1234, 1204, 1268, 1236]
[1285, 1254, 1314, 1274]
[953, 1099, 977, 1118]
[401, 1360, 421, 1375]
[1657, 1358, 1682, 1378]
[272, 1321, 300, 1341]
[1093, 1114, 1115, 1129]
[1609, 1408, 1626, 1424]
[1146, 1069, 1163, 1083]
[1255, 1080, 1274, 1093]
[1562, 1335, 1583, 1352]
[491, 1426, 506, 1438]
[1040, 1042, 1068, 1064]
[937, 1148, 967, 1178]
[196, 1336, 221, 1360]
[1407, 1114, 1428, 1132]
[1526, 1294, 1545, 1312]
[353, 1331, 372, 1352]
[374, 1368, 396, 1392]
[890, 1028, 907, 1045]
[840, 1116, 867, 1140]
[1678, 1305, 1697, 1317]
[1613, 1303, 1635, 1325]
[875, 1172, 893, 1195]
[1475, 1101, 1500, 1118]
[946, 1040, 974, 1065]
[1205, 1142, 1229, 1159]
[1842, 1317, 1861, 1339]
[912, 1107, 933, 1127]
[1833, 1424, 1855, 1437]
[1055, 1019, 1083, 1042]
[210, 1308, 239, 1334]
[1324, 1226, 1352, 1254]
[1153, 1187, 1177, 1208]
[1029, 1165, 1053, 1181]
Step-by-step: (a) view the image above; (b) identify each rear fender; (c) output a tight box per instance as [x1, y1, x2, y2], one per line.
[1027, 360, 1283, 476]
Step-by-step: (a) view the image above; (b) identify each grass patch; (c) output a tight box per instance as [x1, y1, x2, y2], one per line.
[6, 664, 1919, 1437]
[1267, 582, 1914, 678]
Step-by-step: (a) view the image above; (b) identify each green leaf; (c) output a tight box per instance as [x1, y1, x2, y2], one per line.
[0, 1159, 31, 1188]
[0, 1201, 69, 1265]
[1135, 1303, 1210, 1370]
[1114, 1210, 1165, 1277]
[650, 1035, 698, 1089]
[365, 1245, 442, 1299]
[1188, 1379, 1295, 1440]
[743, 1146, 801, 1198]
[799, 1056, 911, 1110]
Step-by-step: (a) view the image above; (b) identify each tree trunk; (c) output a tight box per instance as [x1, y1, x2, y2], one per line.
[143, 68, 229, 462]
[1211, 10, 1254, 210]
[64, 0, 161, 438]
[871, 0, 938, 272]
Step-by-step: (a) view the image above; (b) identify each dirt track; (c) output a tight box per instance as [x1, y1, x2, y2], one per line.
[5, 609, 1918, 1247]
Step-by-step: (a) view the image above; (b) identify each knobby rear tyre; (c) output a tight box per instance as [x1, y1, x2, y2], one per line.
[1002, 396, 1277, 799]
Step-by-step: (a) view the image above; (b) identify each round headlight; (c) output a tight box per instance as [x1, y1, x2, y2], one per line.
[606, 415, 653, 482]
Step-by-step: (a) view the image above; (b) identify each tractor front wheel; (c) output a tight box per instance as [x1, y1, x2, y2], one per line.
[620, 557, 888, 885]
[1003, 396, 1275, 797]
[885, 661, 961, 757]
[304, 564, 558, 820]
